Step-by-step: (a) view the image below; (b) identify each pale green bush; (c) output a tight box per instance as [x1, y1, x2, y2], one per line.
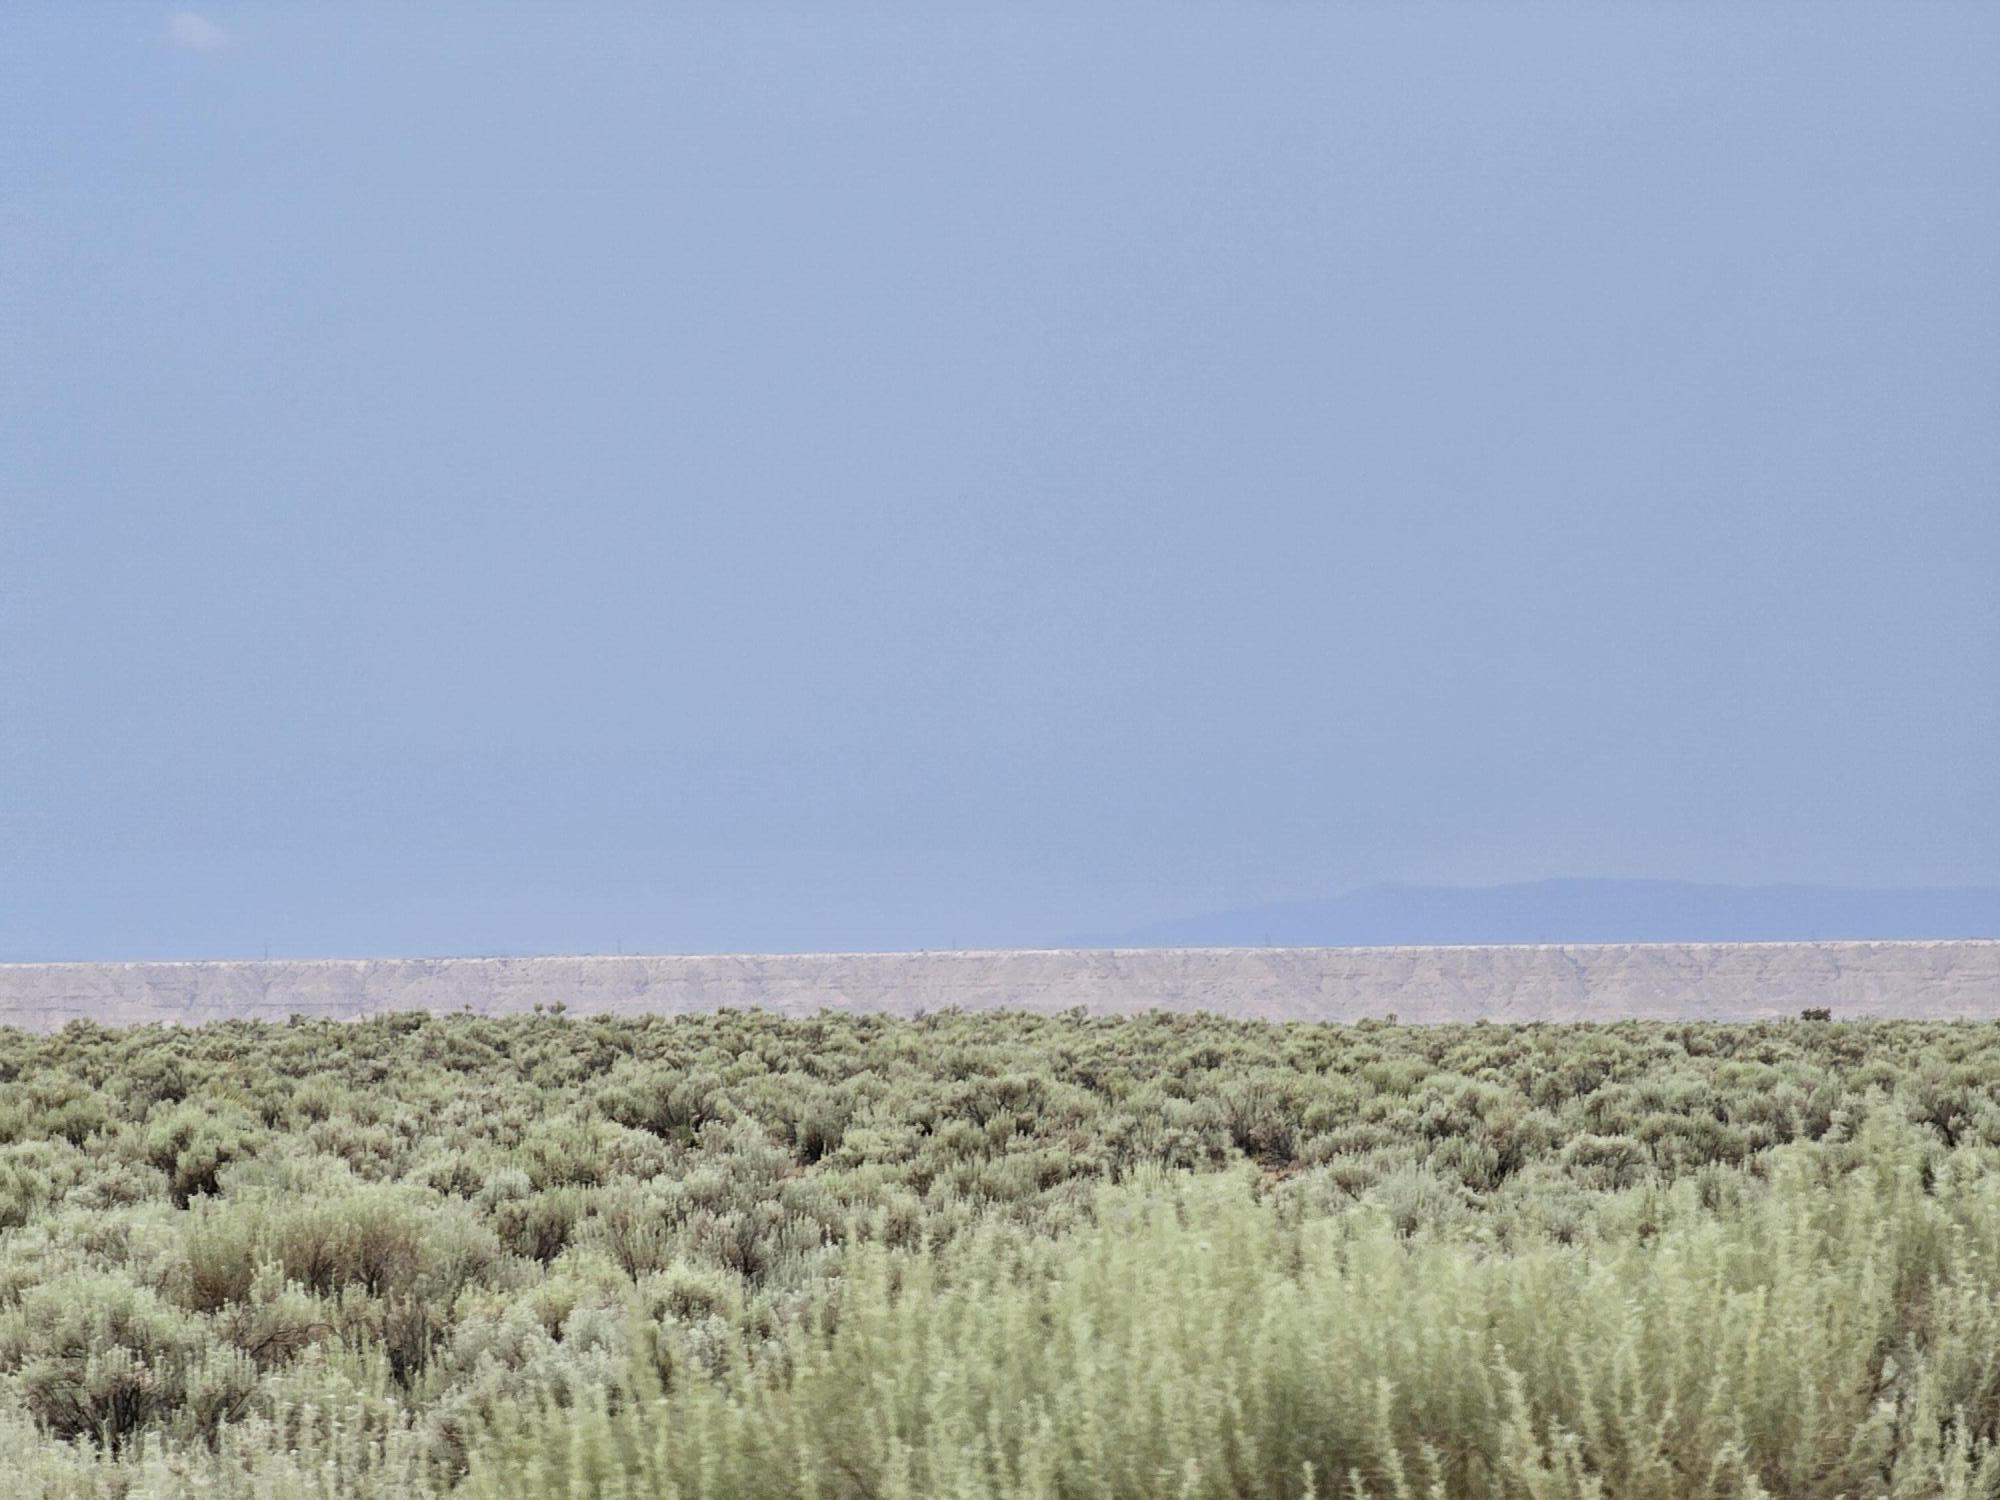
[0, 1269, 222, 1450]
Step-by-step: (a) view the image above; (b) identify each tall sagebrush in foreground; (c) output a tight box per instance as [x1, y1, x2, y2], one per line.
[469, 1119, 2000, 1500]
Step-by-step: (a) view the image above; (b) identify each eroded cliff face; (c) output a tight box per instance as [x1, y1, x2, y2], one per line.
[3, 941, 1997, 1031]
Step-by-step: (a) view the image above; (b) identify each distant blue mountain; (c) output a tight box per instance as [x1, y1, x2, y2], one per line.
[1090, 879, 2000, 949]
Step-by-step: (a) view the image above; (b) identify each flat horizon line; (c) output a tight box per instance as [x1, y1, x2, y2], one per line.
[6, 936, 1998, 970]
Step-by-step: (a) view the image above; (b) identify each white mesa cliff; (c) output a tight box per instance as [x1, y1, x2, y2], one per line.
[2, 941, 1998, 1031]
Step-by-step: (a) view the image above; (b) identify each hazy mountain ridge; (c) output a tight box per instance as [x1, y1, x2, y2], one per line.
[1093, 879, 2000, 949]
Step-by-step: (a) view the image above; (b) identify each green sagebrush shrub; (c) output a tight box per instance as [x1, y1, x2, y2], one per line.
[0, 1268, 256, 1451]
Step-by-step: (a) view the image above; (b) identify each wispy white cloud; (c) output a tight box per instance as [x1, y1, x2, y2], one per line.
[166, 12, 231, 53]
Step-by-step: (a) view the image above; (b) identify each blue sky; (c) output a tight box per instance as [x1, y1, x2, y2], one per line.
[3, 3, 1997, 959]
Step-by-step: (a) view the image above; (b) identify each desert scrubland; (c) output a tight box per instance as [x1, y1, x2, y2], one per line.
[7, 1008, 2000, 1497]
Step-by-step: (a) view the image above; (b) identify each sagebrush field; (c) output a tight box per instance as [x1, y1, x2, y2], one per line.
[6, 1011, 2000, 1498]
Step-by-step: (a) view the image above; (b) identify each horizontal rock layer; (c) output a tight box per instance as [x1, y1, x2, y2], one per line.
[3, 941, 1998, 1031]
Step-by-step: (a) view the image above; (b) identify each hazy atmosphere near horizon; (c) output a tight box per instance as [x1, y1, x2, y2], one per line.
[4, 3, 1997, 961]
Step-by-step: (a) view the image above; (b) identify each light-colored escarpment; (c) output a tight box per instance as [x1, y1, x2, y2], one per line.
[2, 941, 1997, 1031]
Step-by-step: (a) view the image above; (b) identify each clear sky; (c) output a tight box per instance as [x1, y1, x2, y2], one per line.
[3, 3, 1997, 960]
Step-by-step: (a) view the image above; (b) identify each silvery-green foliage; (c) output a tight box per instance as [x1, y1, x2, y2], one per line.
[4, 1012, 2000, 1495]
